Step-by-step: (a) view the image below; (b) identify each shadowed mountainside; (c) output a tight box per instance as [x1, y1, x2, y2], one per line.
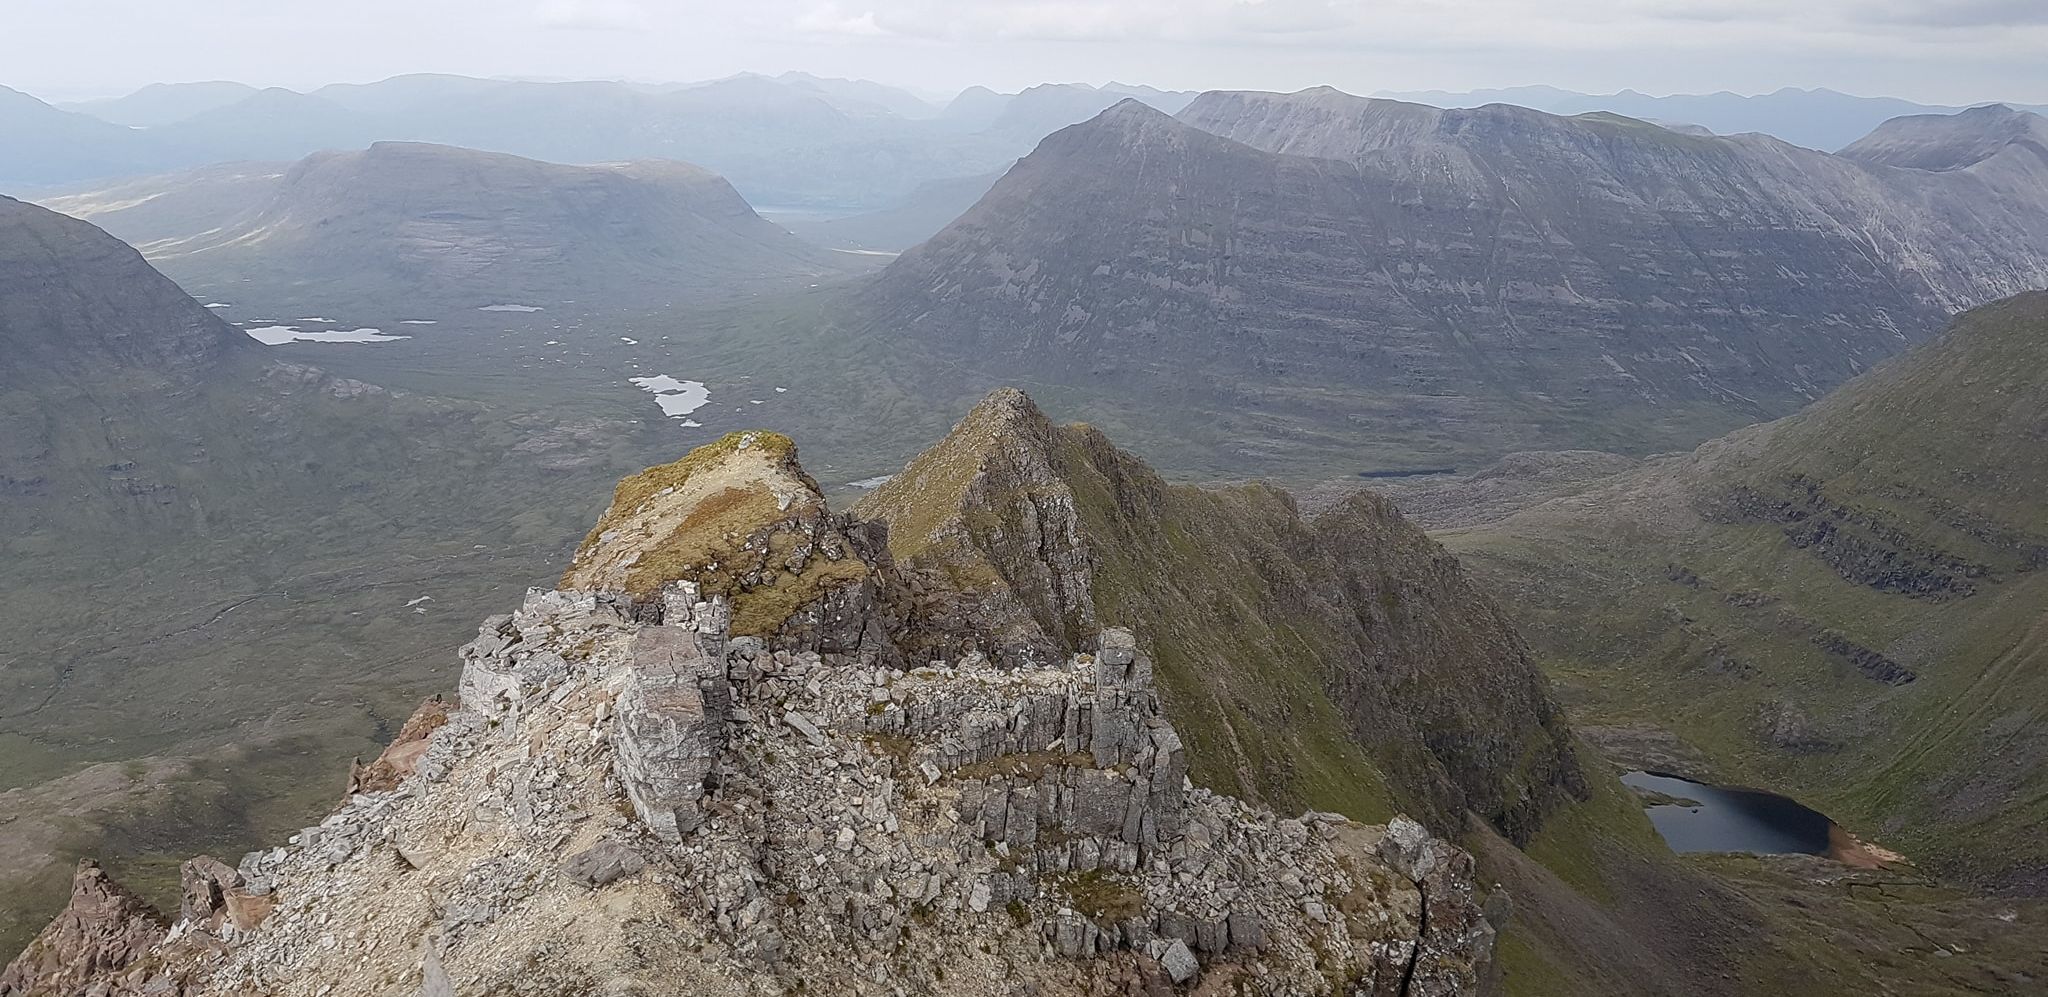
[0, 195, 640, 956]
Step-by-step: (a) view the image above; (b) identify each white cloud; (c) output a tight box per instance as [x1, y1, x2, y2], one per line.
[771, 0, 2048, 61]
[5, 0, 2045, 107]
[786, 0, 1367, 43]
[534, 0, 648, 30]
[796, 4, 889, 36]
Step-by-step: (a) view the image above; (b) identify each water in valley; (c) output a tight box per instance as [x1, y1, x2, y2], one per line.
[1621, 770, 1836, 856]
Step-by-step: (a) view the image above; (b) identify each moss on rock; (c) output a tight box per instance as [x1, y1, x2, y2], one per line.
[560, 430, 872, 637]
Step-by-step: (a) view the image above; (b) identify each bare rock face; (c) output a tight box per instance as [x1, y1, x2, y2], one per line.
[1371, 818, 1499, 997]
[346, 697, 451, 796]
[8, 404, 1501, 995]
[0, 861, 166, 997]
[177, 857, 272, 938]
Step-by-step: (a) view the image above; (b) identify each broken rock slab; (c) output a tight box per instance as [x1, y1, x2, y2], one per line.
[1156, 938, 1200, 985]
[562, 841, 647, 889]
[611, 626, 731, 843]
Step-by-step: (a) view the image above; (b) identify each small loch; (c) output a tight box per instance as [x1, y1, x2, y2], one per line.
[1622, 771, 1836, 856]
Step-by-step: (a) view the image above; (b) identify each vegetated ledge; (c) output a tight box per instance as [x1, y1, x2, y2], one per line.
[1704, 478, 1989, 601]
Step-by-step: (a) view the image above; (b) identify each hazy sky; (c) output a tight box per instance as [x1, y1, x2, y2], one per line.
[9, 0, 2047, 104]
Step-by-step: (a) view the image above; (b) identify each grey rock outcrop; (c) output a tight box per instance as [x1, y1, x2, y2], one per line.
[160, 581, 1483, 994]
[611, 625, 732, 842]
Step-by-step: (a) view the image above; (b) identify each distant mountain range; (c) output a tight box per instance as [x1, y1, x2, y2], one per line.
[57, 80, 260, 127]
[32, 87, 2048, 473]
[845, 92, 2048, 471]
[1379, 84, 2048, 152]
[38, 141, 853, 314]
[3, 75, 1195, 210]
[26, 84, 2048, 476]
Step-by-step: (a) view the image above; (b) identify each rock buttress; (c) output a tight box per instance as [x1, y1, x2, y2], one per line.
[0, 861, 167, 997]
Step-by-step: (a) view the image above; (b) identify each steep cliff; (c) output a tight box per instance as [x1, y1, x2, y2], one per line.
[856, 390, 1586, 844]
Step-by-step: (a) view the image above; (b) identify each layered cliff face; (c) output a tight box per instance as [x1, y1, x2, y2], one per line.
[4, 413, 1503, 996]
[1176, 90, 2048, 321]
[857, 390, 1585, 845]
[850, 96, 2048, 468]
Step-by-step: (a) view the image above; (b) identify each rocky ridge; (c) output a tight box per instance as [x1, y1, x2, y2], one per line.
[3, 425, 1499, 995]
[857, 390, 1586, 845]
[0, 863, 168, 997]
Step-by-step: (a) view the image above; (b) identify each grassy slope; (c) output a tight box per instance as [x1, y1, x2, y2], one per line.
[851, 389, 2048, 997]
[1440, 293, 2048, 891]
[1063, 466, 1405, 824]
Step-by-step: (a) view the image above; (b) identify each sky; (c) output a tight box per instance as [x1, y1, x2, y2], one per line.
[7, 0, 2047, 105]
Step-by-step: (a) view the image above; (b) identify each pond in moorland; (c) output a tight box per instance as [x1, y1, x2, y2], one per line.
[1621, 770, 1836, 856]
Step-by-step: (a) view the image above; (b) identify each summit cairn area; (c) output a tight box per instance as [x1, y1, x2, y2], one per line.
[2, 413, 1499, 996]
